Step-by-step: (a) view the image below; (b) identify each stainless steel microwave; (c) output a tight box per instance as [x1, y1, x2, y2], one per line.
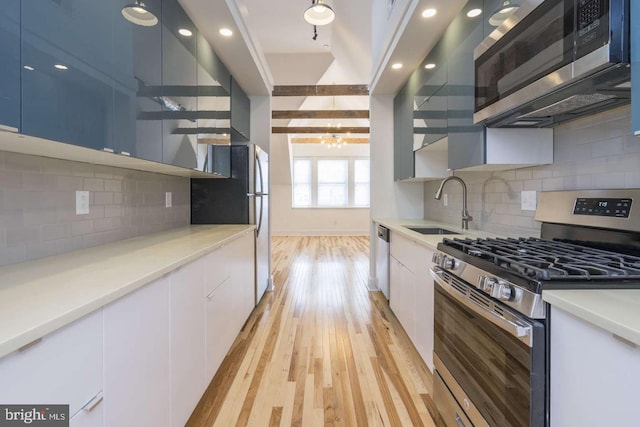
[474, 0, 630, 127]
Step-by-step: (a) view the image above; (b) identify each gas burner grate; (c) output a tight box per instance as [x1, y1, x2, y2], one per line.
[441, 237, 640, 281]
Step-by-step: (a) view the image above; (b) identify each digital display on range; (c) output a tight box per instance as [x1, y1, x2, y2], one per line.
[573, 198, 632, 218]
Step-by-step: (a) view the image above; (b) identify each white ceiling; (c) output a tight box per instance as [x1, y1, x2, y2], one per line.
[180, 0, 467, 96]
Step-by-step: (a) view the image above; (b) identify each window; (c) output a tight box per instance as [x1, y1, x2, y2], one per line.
[317, 160, 348, 207]
[291, 157, 370, 208]
[293, 159, 312, 207]
[353, 159, 370, 207]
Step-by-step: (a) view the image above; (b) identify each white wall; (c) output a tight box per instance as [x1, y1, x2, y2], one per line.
[250, 95, 271, 153]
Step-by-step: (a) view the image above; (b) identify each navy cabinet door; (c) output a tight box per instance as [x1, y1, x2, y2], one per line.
[0, 0, 20, 131]
[196, 31, 230, 175]
[414, 45, 448, 149]
[22, 0, 114, 151]
[231, 77, 250, 141]
[161, 0, 198, 170]
[446, 0, 486, 170]
[113, 0, 162, 162]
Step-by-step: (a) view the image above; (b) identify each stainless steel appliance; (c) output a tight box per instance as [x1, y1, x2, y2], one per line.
[376, 224, 390, 299]
[191, 144, 271, 305]
[431, 189, 640, 427]
[474, 0, 631, 127]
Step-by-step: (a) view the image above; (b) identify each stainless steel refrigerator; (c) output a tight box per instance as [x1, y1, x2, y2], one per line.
[191, 144, 271, 305]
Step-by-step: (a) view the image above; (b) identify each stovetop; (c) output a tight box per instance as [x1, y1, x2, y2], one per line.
[437, 237, 640, 293]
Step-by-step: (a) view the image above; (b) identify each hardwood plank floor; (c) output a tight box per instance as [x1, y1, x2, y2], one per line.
[187, 236, 437, 427]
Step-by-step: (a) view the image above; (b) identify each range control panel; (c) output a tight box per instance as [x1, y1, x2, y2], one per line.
[573, 198, 632, 218]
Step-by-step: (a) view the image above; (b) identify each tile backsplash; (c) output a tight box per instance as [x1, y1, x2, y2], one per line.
[0, 151, 190, 267]
[424, 107, 640, 238]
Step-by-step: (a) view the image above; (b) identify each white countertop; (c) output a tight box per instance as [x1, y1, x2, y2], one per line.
[0, 224, 255, 359]
[374, 217, 499, 249]
[543, 289, 640, 346]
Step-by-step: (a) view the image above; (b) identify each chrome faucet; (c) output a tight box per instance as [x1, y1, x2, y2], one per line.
[435, 176, 473, 230]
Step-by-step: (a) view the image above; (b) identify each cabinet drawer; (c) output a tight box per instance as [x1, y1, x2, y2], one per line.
[390, 232, 414, 266]
[0, 310, 103, 418]
[204, 246, 231, 295]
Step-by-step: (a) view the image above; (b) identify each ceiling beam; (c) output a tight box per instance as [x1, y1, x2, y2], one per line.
[272, 126, 370, 134]
[292, 137, 369, 144]
[272, 110, 369, 119]
[272, 85, 369, 96]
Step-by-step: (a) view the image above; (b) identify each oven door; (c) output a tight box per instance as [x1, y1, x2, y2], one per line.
[475, 0, 574, 120]
[431, 267, 547, 427]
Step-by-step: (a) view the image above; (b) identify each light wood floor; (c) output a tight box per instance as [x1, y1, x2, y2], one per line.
[187, 236, 437, 427]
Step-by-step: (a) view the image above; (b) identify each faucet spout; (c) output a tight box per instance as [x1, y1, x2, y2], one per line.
[434, 176, 473, 230]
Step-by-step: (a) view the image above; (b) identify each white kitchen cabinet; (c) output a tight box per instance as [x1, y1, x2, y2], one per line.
[389, 231, 436, 371]
[170, 257, 206, 427]
[205, 231, 255, 380]
[103, 275, 171, 427]
[413, 245, 435, 371]
[0, 309, 103, 419]
[550, 306, 640, 427]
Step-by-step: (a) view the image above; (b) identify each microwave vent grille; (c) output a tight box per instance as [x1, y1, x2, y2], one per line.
[519, 93, 617, 118]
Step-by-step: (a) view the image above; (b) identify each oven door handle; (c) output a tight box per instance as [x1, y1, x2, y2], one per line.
[431, 268, 533, 347]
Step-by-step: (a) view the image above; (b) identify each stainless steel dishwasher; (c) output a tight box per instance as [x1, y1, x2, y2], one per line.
[376, 224, 390, 299]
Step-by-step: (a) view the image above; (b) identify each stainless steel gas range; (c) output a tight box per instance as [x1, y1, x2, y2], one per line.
[430, 189, 640, 427]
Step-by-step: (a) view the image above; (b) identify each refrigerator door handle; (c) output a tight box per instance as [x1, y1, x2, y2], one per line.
[256, 151, 265, 194]
[247, 193, 256, 197]
[256, 194, 264, 237]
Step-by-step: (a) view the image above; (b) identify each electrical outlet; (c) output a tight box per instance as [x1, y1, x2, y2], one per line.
[443, 193, 448, 207]
[521, 190, 537, 211]
[165, 192, 172, 208]
[76, 191, 89, 215]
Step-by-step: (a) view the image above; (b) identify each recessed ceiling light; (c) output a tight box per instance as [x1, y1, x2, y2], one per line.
[178, 28, 192, 37]
[23, 65, 35, 71]
[54, 64, 68, 70]
[219, 28, 233, 37]
[422, 8, 437, 18]
[467, 8, 482, 18]
[425, 63, 436, 69]
[391, 63, 403, 70]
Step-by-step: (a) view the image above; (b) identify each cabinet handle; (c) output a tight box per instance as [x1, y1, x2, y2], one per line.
[120, 151, 130, 156]
[102, 148, 114, 153]
[18, 338, 42, 353]
[455, 413, 467, 427]
[81, 391, 103, 412]
[0, 124, 19, 133]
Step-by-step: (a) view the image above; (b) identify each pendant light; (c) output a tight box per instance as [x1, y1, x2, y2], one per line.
[122, 1, 158, 27]
[488, 0, 520, 26]
[304, 0, 335, 26]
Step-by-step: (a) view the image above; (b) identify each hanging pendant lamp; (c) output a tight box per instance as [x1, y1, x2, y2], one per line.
[304, 0, 335, 26]
[122, 0, 158, 27]
[488, 0, 520, 26]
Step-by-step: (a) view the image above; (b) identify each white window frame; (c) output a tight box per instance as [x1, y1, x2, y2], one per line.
[292, 156, 370, 208]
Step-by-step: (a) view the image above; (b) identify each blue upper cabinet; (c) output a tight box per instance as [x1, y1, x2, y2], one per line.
[113, 0, 163, 161]
[632, 0, 639, 135]
[414, 44, 448, 149]
[161, 0, 198, 170]
[21, 0, 114, 151]
[230, 77, 250, 141]
[0, 0, 20, 131]
[446, 0, 485, 170]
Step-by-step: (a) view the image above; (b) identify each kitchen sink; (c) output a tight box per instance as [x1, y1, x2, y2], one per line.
[404, 226, 460, 235]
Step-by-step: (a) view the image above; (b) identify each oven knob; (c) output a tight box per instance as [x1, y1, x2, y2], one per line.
[496, 282, 514, 301]
[442, 256, 456, 270]
[478, 276, 496, 292]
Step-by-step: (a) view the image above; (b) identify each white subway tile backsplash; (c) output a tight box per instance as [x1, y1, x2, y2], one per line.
[424, 107, 636, 238]
[0, 153, 190, 266]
